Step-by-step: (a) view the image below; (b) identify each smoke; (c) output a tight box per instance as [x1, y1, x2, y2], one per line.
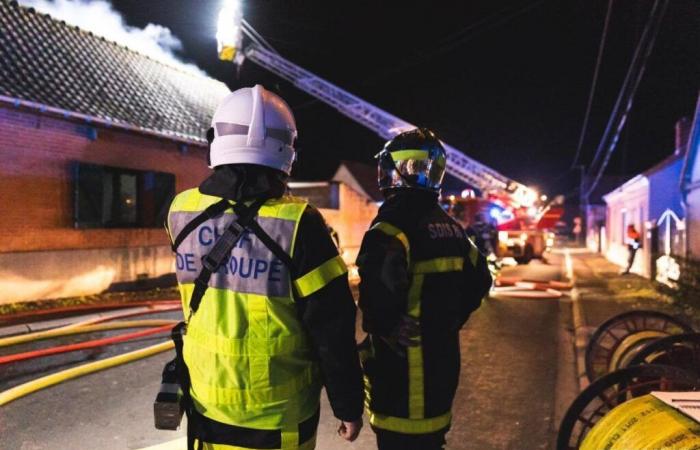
[19, 0, 207, 76]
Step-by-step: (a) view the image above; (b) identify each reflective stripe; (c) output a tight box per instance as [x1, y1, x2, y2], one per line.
[469, 243, 479, 267]
[248, 296, 270, 391]
[170, 189, 307, 221]
[293, 255, 347, 298]
[412, 256, 464, 274]
[371, 222, 410, 262]
[406, 274, 425, 419]
[390, 149, 445, 168]
[390, 149, 430, 161]
[368, 409, 452, 434]
[191, 365, 319, 406]
[186, 324, 308, 357]
[198, 435, 317, 450]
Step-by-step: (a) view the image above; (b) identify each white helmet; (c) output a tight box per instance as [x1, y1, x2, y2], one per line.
[209, 85, 297, 174]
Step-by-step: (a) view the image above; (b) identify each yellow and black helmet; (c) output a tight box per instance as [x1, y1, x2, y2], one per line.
[377, 127, 447, 192]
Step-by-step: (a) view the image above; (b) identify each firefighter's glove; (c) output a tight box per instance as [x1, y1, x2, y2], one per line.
[381, 314, 420, 357]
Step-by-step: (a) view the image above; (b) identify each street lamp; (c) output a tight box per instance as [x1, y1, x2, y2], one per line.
[216, 0, 243, 62]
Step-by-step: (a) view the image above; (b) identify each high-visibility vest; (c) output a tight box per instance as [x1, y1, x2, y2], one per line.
[167, 188, 347, 450]
[362, 221, 480, 435]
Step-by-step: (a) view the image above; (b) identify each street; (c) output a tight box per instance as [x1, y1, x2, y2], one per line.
[0, 256, 576, 450]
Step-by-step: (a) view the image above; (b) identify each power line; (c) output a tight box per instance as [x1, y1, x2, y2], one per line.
[587, 0, 663, 173]
[585, 0, 669, 198]
[570, 0, 615, 170]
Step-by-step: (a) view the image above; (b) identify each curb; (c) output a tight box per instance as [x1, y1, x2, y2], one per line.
[565, 249, 592, 392]
[571, 285, 592, 391]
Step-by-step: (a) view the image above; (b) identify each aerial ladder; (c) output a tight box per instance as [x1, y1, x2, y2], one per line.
[215, 4, 537, 206]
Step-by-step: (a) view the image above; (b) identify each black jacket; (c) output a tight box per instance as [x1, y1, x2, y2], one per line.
[357, 190, 492, 421]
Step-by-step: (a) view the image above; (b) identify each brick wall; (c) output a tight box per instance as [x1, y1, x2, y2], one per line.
[0, 105, 210, 253]
[319, 183, 379, 265]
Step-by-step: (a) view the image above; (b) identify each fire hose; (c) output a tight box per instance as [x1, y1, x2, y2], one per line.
[580, 394, 700, 450]
[0, 323, 174, 364]
[0, 320, 176, 347]
[0, 340, 174, 406]
[491, 276, 572, 299]
[0, 314, 180, 405]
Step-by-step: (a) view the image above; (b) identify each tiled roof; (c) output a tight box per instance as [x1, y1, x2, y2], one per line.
[0, 0, 229, 144]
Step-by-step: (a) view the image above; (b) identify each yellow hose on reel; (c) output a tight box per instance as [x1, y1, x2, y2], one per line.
[581, 394, 700, 450]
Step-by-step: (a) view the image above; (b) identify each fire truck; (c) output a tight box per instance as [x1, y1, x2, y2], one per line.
[442, 192, 563, 263]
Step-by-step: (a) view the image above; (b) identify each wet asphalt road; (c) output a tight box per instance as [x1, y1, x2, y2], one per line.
[0, 257, 575, 449]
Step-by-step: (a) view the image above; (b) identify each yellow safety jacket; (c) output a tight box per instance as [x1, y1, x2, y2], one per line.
[167, 188, 348, 450]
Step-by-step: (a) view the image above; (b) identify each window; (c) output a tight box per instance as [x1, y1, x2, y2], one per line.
[72, 162, 175, 228]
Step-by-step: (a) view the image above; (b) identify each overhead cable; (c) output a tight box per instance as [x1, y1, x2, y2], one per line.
[585, 0, 669, 198]
[570, 0, 615, 170]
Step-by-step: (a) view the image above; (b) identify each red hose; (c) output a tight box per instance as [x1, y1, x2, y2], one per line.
[0, 300, 180, 324]
[0, 324, 173, 365]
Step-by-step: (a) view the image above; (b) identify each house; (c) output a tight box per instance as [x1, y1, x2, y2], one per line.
[0, 2, 229, 303]
[290, 161, 381, 265]
[603, 119, 691, 278]
[585, 176, 626, 253]
[681, 94, 700, 259]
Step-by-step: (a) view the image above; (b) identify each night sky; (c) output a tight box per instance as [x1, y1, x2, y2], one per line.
[111, 0, 699, 196]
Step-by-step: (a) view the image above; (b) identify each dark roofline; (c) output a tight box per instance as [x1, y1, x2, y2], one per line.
[0, 94, 206, 146]
[642, 150, 684, 177]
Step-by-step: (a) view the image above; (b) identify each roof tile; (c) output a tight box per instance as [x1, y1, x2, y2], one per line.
[0, 0, 229, 143]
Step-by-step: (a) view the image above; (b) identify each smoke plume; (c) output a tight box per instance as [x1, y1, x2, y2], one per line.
[19, 0, 207, 76]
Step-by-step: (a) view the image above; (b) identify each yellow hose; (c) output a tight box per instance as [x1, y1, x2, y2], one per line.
[581, 394, 700, 449]
[0, 340, 174, 406]
[0, 320, 176, 348]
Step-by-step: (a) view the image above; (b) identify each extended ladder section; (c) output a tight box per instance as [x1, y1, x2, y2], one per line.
[246, 44, 531, 199]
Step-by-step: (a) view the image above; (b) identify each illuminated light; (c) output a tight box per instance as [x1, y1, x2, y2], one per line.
[216, 0, 243, 61]
[527, 207, 537, 217]
[489, 208, 501, 220]
[520, 233, 528, 243]
[449, 195, 456, 202]
[540, 195, 548, 202]
[546, 238, 554, 248]
[461, 189, 475, 199]
[498, 231, 509, 243]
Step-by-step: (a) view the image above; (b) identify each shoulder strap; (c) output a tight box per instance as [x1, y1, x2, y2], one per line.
[188, 197, 267, 316]
[245, 219, 298, 275]
[171, 199, 230, 252]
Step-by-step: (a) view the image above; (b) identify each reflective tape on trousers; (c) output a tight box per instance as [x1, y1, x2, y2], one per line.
[368, 409, 452, 434]
[581, 395, 700, 450]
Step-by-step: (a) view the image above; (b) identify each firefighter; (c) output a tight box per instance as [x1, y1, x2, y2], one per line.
[356, 128, 492, 450]
[165, 85, 363, 449]
[466, 213, 497, 256]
